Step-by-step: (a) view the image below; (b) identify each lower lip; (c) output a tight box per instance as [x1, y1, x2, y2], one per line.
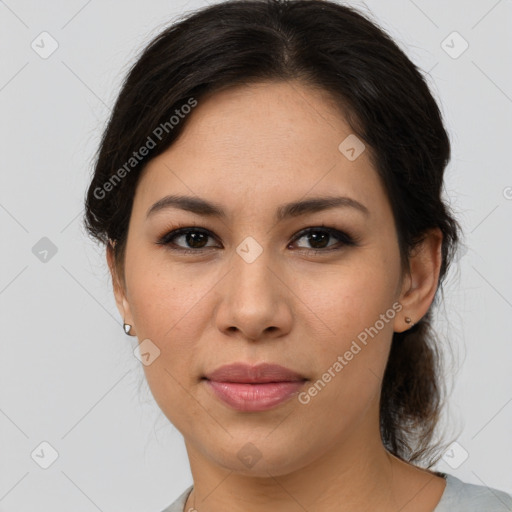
[205, 379, 306, 412]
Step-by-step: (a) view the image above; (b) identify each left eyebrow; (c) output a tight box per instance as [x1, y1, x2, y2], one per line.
[275, 195, 369, 221]
[146, 194, 370, 221]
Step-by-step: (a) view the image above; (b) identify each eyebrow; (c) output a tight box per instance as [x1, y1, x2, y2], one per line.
[146, 194, 369, 221]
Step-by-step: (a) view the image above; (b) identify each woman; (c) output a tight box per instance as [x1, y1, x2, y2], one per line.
[84, 0, 512, 510]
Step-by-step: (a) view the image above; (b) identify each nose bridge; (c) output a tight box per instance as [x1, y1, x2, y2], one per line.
[214, 233, 291, 340]
[230, 234, 276, 302]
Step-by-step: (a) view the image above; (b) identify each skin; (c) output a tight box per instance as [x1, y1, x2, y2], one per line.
[108, 80, 446, 511]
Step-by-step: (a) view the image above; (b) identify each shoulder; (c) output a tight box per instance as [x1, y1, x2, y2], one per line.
[159, 485, 194, 512]
[435, 473, 512, 511]
[158, 478, 512, 512]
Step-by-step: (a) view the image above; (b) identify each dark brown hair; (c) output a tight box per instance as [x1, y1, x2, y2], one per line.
[84, 0, 460, 466]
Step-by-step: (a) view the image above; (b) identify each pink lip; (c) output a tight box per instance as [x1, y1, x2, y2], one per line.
[203, 363, 307, 412]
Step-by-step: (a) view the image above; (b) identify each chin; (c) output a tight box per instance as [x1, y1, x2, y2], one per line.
[206, 434, 313, 478]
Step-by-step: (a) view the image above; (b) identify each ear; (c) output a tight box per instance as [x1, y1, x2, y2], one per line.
[106, 243, 137, 337]
[394, 228, 443, 333]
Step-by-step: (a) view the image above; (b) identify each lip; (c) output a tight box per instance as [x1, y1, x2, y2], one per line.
[204, 362, 306, 383]
[203, 363, 307, 412]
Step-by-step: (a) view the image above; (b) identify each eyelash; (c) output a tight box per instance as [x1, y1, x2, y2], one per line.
[155, 224, 358, 255]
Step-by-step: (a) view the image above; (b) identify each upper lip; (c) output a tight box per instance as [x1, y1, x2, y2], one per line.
[204, 363, 307, 383]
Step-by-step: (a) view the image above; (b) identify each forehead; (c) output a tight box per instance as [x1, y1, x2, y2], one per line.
[134, 80, 385, 218]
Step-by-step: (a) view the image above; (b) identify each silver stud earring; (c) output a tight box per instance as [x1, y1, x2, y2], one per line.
[123, 323, 133, 335]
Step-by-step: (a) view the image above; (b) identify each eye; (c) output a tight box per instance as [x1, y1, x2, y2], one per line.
[156, 225, 357, 254]
[156, 227, 220, 253]
[289, 226, 356, 253]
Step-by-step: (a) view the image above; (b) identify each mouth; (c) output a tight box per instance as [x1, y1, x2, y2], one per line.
[202, 362, 308, 412]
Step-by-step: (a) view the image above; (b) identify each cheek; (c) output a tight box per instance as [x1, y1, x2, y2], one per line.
[126, 260, 215, 429]
[126, 252, 214, 345]
[295, 252, 400, 400]
[304, 252, 400, 341]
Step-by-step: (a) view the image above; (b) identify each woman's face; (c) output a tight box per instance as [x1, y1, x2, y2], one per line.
[111, 80, 411, 476]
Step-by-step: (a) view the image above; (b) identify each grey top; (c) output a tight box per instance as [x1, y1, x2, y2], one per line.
[160, 473, 512, 512]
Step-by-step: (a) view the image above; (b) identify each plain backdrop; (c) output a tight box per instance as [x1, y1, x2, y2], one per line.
[1, 0, 511, 510]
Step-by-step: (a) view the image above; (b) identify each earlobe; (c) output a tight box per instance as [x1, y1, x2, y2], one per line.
[393, 228, 443, 333]
[106, 243, 137, 337]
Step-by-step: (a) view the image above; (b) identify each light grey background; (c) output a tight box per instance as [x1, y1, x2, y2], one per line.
[1, 0, 511, 510]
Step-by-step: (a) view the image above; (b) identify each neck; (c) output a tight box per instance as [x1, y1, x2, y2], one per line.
[182, 410, 426, 512]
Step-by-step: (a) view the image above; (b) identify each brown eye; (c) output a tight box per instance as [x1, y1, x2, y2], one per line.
[290, 227, 356, 252]
[156, 225, 357, 255]
[180, 231, 210, 249]
[156, 227, 220, 252]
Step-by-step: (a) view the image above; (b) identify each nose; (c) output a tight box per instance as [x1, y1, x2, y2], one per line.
[213, 245, 293, 342]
